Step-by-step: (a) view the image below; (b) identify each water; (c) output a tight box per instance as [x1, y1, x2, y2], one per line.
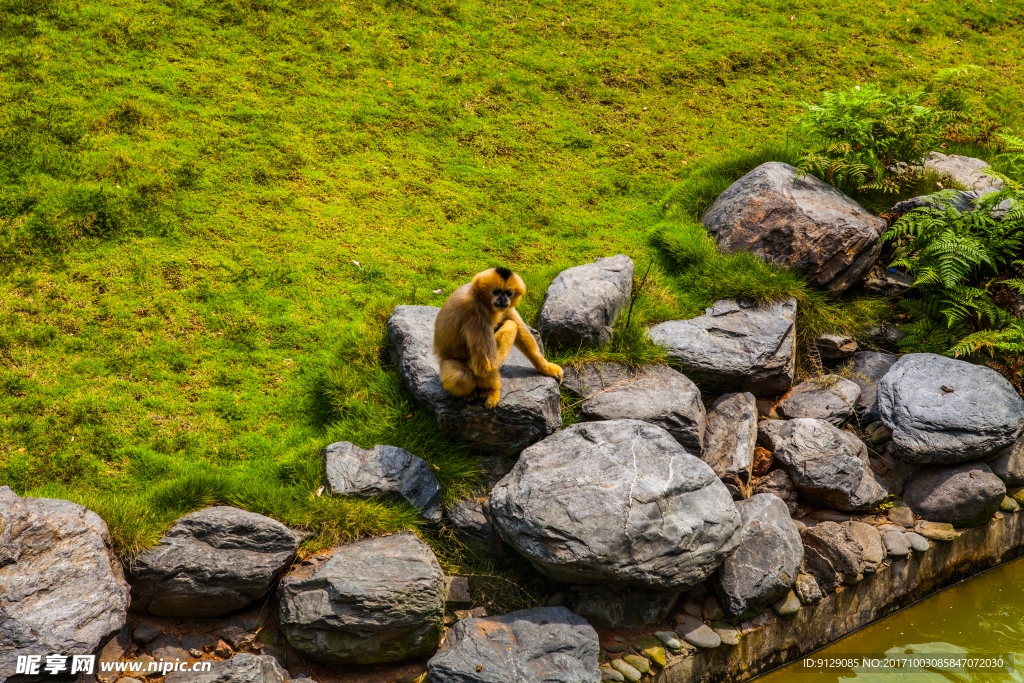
[757, 556, 1024, 683]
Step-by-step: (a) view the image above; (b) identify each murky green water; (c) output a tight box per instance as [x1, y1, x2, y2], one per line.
[758, 557, 1024, 683]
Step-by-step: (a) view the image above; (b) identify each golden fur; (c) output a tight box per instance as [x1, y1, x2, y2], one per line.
[434, 267, 562, 408]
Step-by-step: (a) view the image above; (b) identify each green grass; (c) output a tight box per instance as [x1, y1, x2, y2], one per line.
[1, 0, 1024, 578]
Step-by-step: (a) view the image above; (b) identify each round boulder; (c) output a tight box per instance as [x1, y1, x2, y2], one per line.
[777, 376, 860, 426]
[903, 461, 1006, 528]
[877, 353, 1024, 464]
[489, 420, 742, 588]
[537, 255, 634, 346]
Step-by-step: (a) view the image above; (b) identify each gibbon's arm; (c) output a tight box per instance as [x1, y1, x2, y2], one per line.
[465, 318, 500, 377]
[507, 308, 550, 371]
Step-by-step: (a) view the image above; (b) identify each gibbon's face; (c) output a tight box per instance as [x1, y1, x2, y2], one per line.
[491, 286, 514, 310]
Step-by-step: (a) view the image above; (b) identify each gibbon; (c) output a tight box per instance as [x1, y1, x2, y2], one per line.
[434, 267, 563, 408]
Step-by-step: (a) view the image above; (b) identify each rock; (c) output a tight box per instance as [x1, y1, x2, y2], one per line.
[610, 659, 642, 683]
[570, 585, 681, 629]
[863, 265, 915, 296]
[149, 634, 189, 663]
[752, 470, 798, 515]
[622, 654, 651, 673]
[133, 620, 163, 645]
[842, 521, 885, 574]
[922, 152, 1004, 192]
[753, 445, 773, 476]
[446, 576, 472, 610]
[0, 487, 130, 677]
[122, 654, 157, 679]
[843, 351, 899, 424]
[163, 653, 289, 683]
[427, 606, 600, 683]
[278, 532, 446, 664]
[989, 433, 1024, 486]
[887, 503, 915, 528]
[654, 631, 682, 653]
[801, 522, 865, 585]
[181, 632, 215, 654]
[600, 664, 626, 682]
[96, 623, 133, 683]
[605, 635, 628, 654]
[387, 305, 561, 456]
[759, 419, 887, 511]
[865, 323, 908, 349]
[815, 333, 858, 360]
[711, 494, 803, 623]
[903, 461, 1006, 528]
[322, 441, 442, 521]
[701, 161, 885, 292]
[891, 188, 1015, 220]
[682, 601, 703, 618]
[129, 506, 300, 618]
[649, 298, 796, 394]
[1002, 496, 1020, 512]
[489, 420, 742, 588]
[777, 376, 861, 426]
[703, 392, 758, 498]
[915, 522, 955, 544]
[447, 496, 502, 559]
[771, 590, 801, 616]
[219, 626, 254, 651]
[675, 615, 721, 649]
[711, 622, 740, 645]
[810, 509, 856, 523]
[881, 531, 912, 558]
[905, 532, 930, 552]
[877, 353, 1024, 465]
[703, 596, 724, 622]
[537, 255, 634, 346]
[563, 362, 706, 454]
[794, 573, 822, 604]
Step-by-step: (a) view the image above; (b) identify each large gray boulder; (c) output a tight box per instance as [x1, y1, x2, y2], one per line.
[427, 607, 600, 683]
[843, 351, 898, 424]
[129, 506, 300, 617]
[703, 392, 758, 498]
[388, 305, 561, 456]
[163, 654, 288, 683]
[710, 494, 803, 623]
[701, 162, 886, 292]
[903, 461, 1006, 528]
[537, 255, 634, 346]
[990, 432, 1024, 486]
[278, 532, 445, 664]
[922, 152, 1004, 192]
[0, 488, 130, 680]
[648, 298, 796, 394]
[759, 419, 887, 511]
[877, 353, 1024, 464]
[563, 362, 705, 454]
[322, 441, 442, 521]
[777, 376, 860, 426]
[489, 420, 742, 588]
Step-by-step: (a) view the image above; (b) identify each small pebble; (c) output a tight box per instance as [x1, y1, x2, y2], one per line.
[683, 601, 703, 618]
[654, 630, 682, 653]
[703, 596, 724, 621]
[676, 614, 721, 649]
[1001, 496, 1019, 512]
[882, 530, 912, 557]
[711, 621, 740, 646]
[771, 590, 800, 616]
[905, 532, 930, 552]
[600, 664, 625, 682]
[610, 658, 642, 683]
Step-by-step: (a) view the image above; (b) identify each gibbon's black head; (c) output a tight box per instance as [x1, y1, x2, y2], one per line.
[494, 266, 513, 281]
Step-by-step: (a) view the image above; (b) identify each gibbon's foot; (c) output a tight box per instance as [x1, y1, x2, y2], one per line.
[541, 362, 564, 384]
[483, 389, 502, 409]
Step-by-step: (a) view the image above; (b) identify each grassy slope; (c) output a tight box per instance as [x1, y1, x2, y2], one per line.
[1, 0, 1023, 562]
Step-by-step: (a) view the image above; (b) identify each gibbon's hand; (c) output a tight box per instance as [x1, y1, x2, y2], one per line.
[541, 361, 563, 384]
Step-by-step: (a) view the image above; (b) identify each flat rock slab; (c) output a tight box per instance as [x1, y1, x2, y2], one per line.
[904, 461, 1006, 528]
[703, 392, 758, 498]
[130, 506, 300, 617]
[878, 353, 1024, 464]
[711, 494, 803, 623]
[388, 305, 561, 456]
[701, 161, 885, 292]
[489, 419, 742, 588]
[923, 152, 1004, 192]
[427, 607, 601, 683]
[278, 532, 446, 664]
[648, 298, 796, 395]
[563, 362, 705, 454]
[537, 255, 634, 346]
[163, 654, 289, 683]
[322, 441, 442, 521]
[843, 351, 898, 424]
[0, 487, 130, 678]
[759, 419, 887, 511]
[777, 376, 860, 426]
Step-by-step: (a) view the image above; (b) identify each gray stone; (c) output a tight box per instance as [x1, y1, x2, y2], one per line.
[676, 615, 721, 649]
[989, 432, 1024, 486]
[703, 392, 758, 498]
[163, 653, 289, 683]
[842, 522, 885, 574]
[794, 573, 822, 604]
[96, 623, 133, 683]
[842, 351, 899, 424]
[701, 161, 885, 292]
[489, 420, 742, 588]
[771, 590, 801, 616]
[654, 631, 683, 652]
[648, 298, 796, 394]
[752, 470, 798, 515]
[601, 664, 626, 682]
[881, 531, 912, 558]
[877, 353, 1024, 464]
[149, 634, 189, 663]
[278, 532, 445, 664]
[446, 576, 472, 610]
[219, 626, 254, 651]
[447, 496, 502, 559]
[564, 363, 706, 454]
[129, 506, 300, 618]
[711, 494, 803, 623]
[704, 595, 725, 621]
[561, 361, 639, 397]
[537, 255, 634, 346]
[388, 305, 561, 456]
[905, 532, 930, 553]
[427, 607, 600, 683]
[181, 632, 216, 654]
[622, 654, 651, 674]
[892, 189, 996, 215]
[887, 503, 915, 528]
[610, 659, 642, 683]
[570, 585, 681, 629]
[801, 522, 865, 587]
[1002, 496, 1020, 512]
[0, 487, 130, 678]
[864, 323, 908, 349]
[863, 266, 915, 297]
[777, 376, 861, 426]
[711, 623, 740, 646]
[759, 419, 887, 511]
[914, 521, 960, 541]
[814, 333, 858, 360]
[322, 441, 442, 521]
[132, 620, 162, 645]
[922, 152, 1004, 192]
[903, 461, 1006, 528]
